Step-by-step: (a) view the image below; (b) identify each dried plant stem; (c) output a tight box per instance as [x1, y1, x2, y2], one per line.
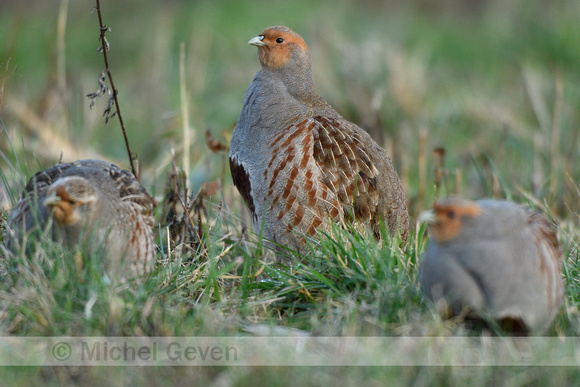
[492, 173, 501, 198]
[56, 0, 70, 136]
[93, 0, 136, 177]
[532, 132, 544, 196]
[417, 128, 427, 211]
[549, 68, 563, 197]
[432, 147, 446, 199]
[179, 42, 191, 181]
[178, 194, 208, 260]
[454, 168, 461, 195]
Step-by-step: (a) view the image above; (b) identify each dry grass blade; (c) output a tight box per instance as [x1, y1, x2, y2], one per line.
[6, 97, 103, 161]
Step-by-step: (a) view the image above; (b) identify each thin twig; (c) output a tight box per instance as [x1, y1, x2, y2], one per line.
[92, 0, 137, 177]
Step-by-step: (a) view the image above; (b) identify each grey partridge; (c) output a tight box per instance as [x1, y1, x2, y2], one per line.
[5, 159, 156, 278]
[419, 197, 564, 333]
[229, 26, 410, 254]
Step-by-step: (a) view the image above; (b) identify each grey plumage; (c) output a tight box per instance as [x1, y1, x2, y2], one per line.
[419, 197, 564, 333]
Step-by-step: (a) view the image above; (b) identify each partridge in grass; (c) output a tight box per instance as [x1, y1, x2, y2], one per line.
[419, 197, 564, 333]
[5, 159, 156, 278]
[229, 26, 410, 253]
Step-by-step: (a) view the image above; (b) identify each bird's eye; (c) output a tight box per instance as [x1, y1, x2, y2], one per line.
[276, 37, 284, 44]
[447, 210, 456, 219]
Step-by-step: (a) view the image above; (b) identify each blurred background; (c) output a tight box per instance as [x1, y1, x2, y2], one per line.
[0, 0, 579, 221]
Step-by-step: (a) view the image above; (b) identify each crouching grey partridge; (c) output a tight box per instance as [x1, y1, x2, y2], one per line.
[419, 197, 564, 333]
[229, 25, 409, 254]
[4, 159, 156, 278]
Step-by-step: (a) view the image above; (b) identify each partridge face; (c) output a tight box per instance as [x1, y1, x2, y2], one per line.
[249, 26, 309, 70]
[419, 197, 564, 333]
[424, 197, 481, 244]
[44, 177, 98, 226]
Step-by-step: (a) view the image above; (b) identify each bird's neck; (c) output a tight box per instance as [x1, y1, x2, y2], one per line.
[264, 61, 322, 108]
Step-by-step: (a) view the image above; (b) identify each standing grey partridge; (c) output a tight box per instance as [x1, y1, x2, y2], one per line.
[229, 26, 410, 253]
[5, 159, 156, 278]
[419, 197, 564, 333]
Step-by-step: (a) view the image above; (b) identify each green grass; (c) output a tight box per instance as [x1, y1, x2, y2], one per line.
[1, 0, 580, 384]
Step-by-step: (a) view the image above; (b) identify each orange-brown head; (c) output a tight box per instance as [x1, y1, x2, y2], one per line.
[249, 26, 309, 70]
[420, 197, 481, 244]
[43, 176, 98, 225]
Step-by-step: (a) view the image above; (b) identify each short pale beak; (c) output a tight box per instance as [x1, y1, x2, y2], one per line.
[248, 36, 266, 47]
[418, 209, 437, 224]
[43, 192, 62, 207]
